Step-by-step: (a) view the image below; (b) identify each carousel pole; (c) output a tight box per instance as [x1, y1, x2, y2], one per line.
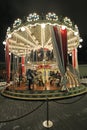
[5, 40, 10, 83]
[21, 56, 25, 76]
[72, 48, 80, 81]
[60, 27, 69, 91]
[72, 48, 78, 70]
[41, 23, 46, 88]
[60, 27, 67, 72]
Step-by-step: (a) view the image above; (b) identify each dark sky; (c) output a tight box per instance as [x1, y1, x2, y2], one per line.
[0, 0, 87, 63]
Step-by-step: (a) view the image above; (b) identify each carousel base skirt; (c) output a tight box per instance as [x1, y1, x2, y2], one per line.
[1, 85, 87, 100]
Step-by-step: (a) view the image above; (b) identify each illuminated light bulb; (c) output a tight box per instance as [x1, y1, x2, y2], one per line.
[9, 52, 11, 55]
[79, 44, 82, 48]
[15, 56, 17, 58]
[75, 25, 78, 29]
[79, 38, 83, 42]
[14, 30, 17, 32]
[69, 53, 72, 56]
[43, 59, 45, 62]
[3, 41, 6, 45]
[22, 64, 24, 66]
[21, 27, 25, 32]
[7, 34, 12, 38]
[74, 31, 78, 35]
[61, 25, 66, 30]
[27, 61, 30, 64]
[41, 23, 45, 28]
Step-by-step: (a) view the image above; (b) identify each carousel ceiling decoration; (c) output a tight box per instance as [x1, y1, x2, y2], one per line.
[3, 12, 83, 57]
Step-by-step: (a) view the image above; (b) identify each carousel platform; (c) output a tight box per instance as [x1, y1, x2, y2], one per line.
[1, 84, 87, 100]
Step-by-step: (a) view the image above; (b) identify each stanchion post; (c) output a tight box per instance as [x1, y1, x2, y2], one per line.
[47, 98, 49, 126]
[43, 98, 53, 128]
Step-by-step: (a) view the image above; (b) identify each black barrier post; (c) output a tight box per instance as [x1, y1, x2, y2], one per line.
[43, 98, 53, 128]
[47, 98, 49, 126]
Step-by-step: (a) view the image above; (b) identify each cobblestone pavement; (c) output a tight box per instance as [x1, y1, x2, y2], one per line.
[0, 93, 87, 130]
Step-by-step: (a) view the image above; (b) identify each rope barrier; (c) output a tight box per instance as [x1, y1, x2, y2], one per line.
[0, 101, 45, 123]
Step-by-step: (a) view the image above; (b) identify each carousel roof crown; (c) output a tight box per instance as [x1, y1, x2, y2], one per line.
[3, 12, 83, 56]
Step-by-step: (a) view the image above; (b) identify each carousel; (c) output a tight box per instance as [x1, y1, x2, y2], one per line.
[1, 12, 86, 100]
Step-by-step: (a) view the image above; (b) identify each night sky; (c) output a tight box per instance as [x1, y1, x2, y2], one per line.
[0, 0, 87, 64]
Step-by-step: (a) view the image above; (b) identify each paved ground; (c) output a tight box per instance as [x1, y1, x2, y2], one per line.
[0, 92, 87, 130]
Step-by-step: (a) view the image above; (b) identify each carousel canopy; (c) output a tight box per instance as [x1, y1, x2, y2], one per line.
[4, 12, 82, 57]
